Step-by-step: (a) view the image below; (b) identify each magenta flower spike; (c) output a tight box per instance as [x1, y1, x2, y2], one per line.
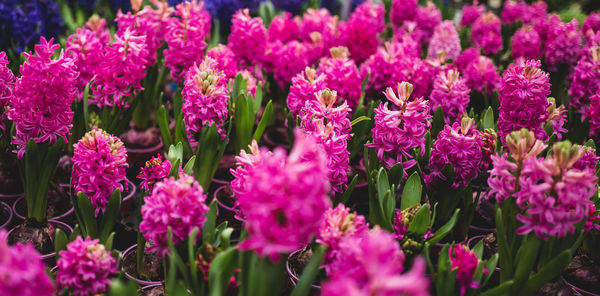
[182, 57, 229, 141]
[140, 174, 210, 257]
[544, 19, 581, 72]
[587, 92, 600, 138]
[66, 28, 106, 97]
[237, 131, 331, 260]
[321, 227, 429, 296]
[471, 12, 502, 55]
[339, 0, 385, 63]
[56, 237, 117, 296]
[415, 1, 442, 46]
[428, 21, 461, 61]
[137, 154, 172, 192]
[511, 26, 542, 60]
[271, 40, 310, 88]
[8, 37, 78, 158]
[573, 146, 599, 172]
[317, 204, 368, 271]
[497, 60, 551, 143]
[228, 9, 267, 66]
[449, 244, 484, 296]
[429, 69, 470, 123]
[0, 52, 15, 129]
[206, 44, 238, 82]
[367, 82, 432, 171]
[287, 67, 327, 118]
[391, 0, 417, 26]
[583, 12, 600, 42]
[317, 47, 362, 110]
[501, 0, 526, 24]
[460, 0, 485, 27]
[268, 12, 300, 44]
[90, 29, 149, 108]
[0, 230, 54, 296]
[569, 45, 600, 114]
[163, 0, 211, 83]
[459, 52, 501, 96]
[425, 118, 483, 189]
[230, 140, 272, 201]
[300, 89, 351, 136]
[72, 128, 128, 216]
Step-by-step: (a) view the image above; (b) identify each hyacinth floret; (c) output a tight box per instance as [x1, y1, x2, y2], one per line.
[230, 140, 272, 199]
[390, 0, 417, 26]
[72, 128, 128, 216]
[587, 91, 600, 138]
[497, 60, 551, 143]
[57, 237, 117, 296]
[460, 0, 485, 27]
[237, 131, 331, 260]
[300, 89, 351, 136]
[0, 52, 15, 129]
[511, 26, 542, 60]
[367, 82, 432, 171]
[425, 118, 483, 189]
[569, 46, 600, 115]
[0, 230, 54, 296]
[206, 44, 238, 82]
[428, 21, 461, 61]
[164, 0, 211, 82]
[8, 37, 78, 158]
[339, 0, 385, 63]
[317, 47, 362, 110]
[287, 67, 327, 118]
[430, 69, 470, 123]
[90, 29, 149, 108]
[449, 244, 484, 296]
[140, 174, 210, 257]
[182, 57, 229, 141]
[137, 154, 172, 192]
[471, 12, 502, 55]
[321, 227, 429, 296]
[544, 19, 581, 72]
[228, 9, 267, 66]
[66, 27, 106, 97]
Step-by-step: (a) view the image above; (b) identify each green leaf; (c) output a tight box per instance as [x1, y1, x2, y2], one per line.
[253, 100, 274, 142]
[209, 248, 238, 296]
[105, 232, 115, 251]
[108, 277, 139, 296]
[291, 246, 326, 296]
[231, 74, 244, 104]
[193, 124, 223, 189]
[188, 227, 201, 294]
[167, 142, 184, 164]
[157, 105, 173, 149]
[481, 106, 495, 130]
[401, 172, 422, 210]
[251, 85, 263, 115]
[479, 280, 514, 296]
[75, 192, 98, 238]
[388, 162, 404, 188]
[427, 209, 460, 244]
[495, 206, 513, 283]
[220, 227, 234, 249]
[513, 235, 541, 289]
[338, 174, 358, 206]
[203, 200, 218, 244]
[406, 204, 430, 236]
[54, 228, 68, 256]
[207, 20, 220, 50]
[98, 189, 122, 245]
[520, 250, 573, 295]
[431, 106, 445, 139]
[183, 156, 196, 175]
[585, 139, 596, 149]
[350, 116, 371, 126]
[234, 96, 254, 152]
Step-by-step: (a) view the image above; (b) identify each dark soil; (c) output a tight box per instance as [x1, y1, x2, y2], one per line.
[472, 197, 495, 229]
[143, 286, 165, 296]
[0, 167, 22, 195]
[263, 126, 290, 149]
[563, 250, 600, 294]
[289, 246, 313, 280]
[537, 278, 577, 296]
[481, 233, 498, 260]
[214, 155, 236, 182]
[123, 247, 164, 282]
[54, 155, 73, 186]
[8, 219, 56, 255]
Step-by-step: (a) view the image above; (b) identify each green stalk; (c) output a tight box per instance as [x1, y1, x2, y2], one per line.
[24, 140, 63, 222]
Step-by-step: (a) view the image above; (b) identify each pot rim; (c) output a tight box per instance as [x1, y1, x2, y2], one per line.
[0, 201, 13, 229]
[122, 244, 163, 286]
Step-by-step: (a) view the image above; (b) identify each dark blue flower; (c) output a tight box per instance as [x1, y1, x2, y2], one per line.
[204, 0, 262, 30]
[272, 0, 307, 15]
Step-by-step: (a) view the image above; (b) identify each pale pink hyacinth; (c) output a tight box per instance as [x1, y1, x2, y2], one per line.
[268, 12, 299, 43]
[367, 82, 432, 171]
[57, 237, 117, 296]
[237, 131, 331, 260]
[90, 29, 149, 108]
[425, 118, 483, 189]
[429, 69, 470, 123]
[72, 128, 128, 216]
[511, 26, 542, 60]
[339, 0, 385, 63]
[0, 52, 15, 129]
[544, 19, 581, 72]
[287, 67, 327, 118]
[8, 37, 78, 158]
[137, 154, 172, 192]
[0, 230, 54, 296]
[428, 21, 461, 61]
[164, 0, 211, 82]
[390, 0, 417, 26]
[321, 227, 429, 296]
[182, 57, 229, 140]
[206, 44, 238, 82]
[66, 28, 106, 96]
[140, 174, 210, 257]
[299, 89, 351, 136]
[317, 204, 368, 271]
[460, 0, 485, 27]
[228, 9, 267, 66]
[449, 244, 484, 296]
[471, 12, 503, 55]
[317, 47, 362, 110]
[497, 60, 551, 143]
